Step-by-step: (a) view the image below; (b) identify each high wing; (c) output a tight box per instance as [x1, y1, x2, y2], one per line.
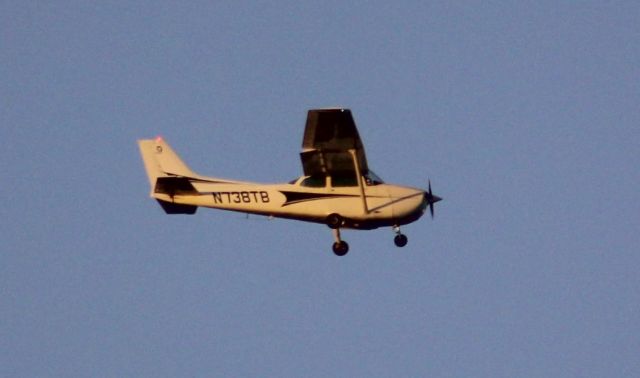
[300, 108, 369, 177]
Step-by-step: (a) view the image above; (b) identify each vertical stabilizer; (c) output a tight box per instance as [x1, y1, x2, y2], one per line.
[138, 137, 198, 179]
[152, 137, 198, 177]
[138, 137, 199, 215]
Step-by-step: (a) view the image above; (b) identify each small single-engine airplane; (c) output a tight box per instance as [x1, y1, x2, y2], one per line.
[138, 108, 441, 256]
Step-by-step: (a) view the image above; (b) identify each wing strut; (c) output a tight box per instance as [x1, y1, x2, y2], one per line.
[349, 149, 369, 214]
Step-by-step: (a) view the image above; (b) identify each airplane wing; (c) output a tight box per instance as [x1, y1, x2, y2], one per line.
[300, 108, 369, 177]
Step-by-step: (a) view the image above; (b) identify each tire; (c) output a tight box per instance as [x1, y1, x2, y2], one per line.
[332, 241, 349, 256]
[394, 234, 408, 247]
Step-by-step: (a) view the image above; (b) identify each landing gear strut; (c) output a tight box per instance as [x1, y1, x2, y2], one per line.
[393, 226, 408, 247]
[327, 214, 349, 256]
[331, 228, 349, 256]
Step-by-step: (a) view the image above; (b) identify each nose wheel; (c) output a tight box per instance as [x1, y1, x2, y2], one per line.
[393, 226, 408, 247]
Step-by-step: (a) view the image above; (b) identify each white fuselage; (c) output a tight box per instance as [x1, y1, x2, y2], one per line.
[152, 176, 427, 230]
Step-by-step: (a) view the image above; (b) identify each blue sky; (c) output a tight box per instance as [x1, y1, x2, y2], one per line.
[2, 1, 639, 376]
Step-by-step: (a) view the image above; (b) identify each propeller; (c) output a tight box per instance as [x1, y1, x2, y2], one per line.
[424, 180, 442, 218]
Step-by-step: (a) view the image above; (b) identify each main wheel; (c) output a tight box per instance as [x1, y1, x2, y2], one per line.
[326, 213, 343, 229]
[394, 234, 408, 247]
[332, 241, 349, 256]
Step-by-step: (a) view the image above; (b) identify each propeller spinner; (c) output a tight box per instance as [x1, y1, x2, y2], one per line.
[424, 180, 442, 218]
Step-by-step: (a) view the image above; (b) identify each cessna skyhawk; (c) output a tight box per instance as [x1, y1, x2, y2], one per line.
[138, 108, 441, 256]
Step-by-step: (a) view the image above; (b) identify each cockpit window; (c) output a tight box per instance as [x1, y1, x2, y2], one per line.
[331, 171, 358, 187]
[300, 175, 326, 188]
[296, 171, 384, 188]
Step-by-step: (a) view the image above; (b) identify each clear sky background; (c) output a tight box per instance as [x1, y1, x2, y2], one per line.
[2, 1, 639, 377]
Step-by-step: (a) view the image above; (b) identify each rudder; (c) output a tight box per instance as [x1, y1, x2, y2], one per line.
[138, 139, 166, 188]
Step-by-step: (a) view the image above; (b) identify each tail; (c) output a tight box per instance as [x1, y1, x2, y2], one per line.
[137, 137, 199, 214]
[138, 136, 199, 183]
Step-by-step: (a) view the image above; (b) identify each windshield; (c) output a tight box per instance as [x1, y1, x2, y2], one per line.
[364, 171, 384, 185]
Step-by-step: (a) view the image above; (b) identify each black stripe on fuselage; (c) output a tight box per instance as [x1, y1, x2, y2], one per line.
[279, 191, 360, 206]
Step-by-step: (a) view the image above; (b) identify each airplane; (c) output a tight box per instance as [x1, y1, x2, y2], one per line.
[138, 108, 441, 256]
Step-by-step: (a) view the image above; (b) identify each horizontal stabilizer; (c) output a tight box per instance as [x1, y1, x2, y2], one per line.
[156, 199, 197, 214]
[154, 177, 198, 196]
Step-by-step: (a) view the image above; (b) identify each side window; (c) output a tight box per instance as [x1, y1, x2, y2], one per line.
[301, 175, 326, 188]
[331, 171, 358, 187]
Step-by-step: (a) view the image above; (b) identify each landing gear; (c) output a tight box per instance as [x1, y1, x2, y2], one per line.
[393, 226, 408, 247]
[332, 241, 349, 256]
[326, 213, 344, 229]
[331, 227, 349, 256]
[394, 234, 408, 247]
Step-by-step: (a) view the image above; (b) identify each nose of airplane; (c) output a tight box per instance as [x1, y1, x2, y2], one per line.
[423, 181, 442, 218]
[428, 194, 443, 204]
